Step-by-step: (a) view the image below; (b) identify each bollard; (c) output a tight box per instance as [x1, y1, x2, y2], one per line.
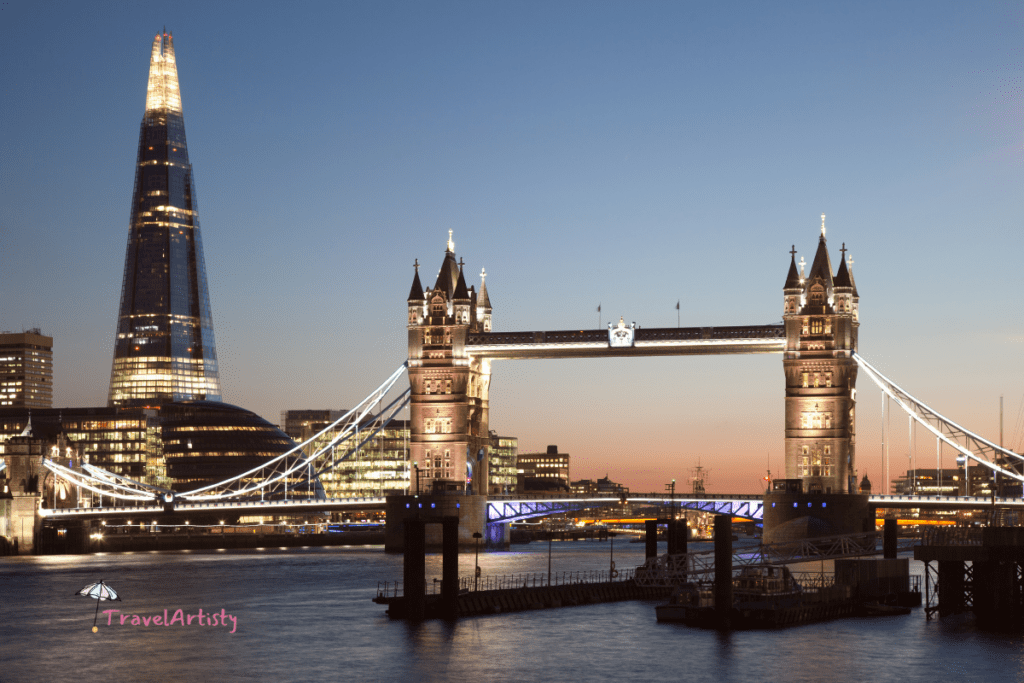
[883, 518, 897, 559]
[403, 519, 426, 620]
[645, 519, 659, 559]
[441, 517, 459, 619]
[714, 515, 732, 627]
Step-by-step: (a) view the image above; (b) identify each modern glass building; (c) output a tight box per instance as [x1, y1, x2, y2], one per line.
[109, 31, 220, 407]
[0, 403, 297, 495]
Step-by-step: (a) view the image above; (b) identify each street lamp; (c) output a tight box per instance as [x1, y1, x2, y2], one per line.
[472, 531, 483, 591]
[547, 532, 553, 586]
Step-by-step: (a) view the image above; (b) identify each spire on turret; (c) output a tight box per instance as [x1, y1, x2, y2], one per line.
[408, 259, 424, 302]
[146, 31, 182, 115]
[433, 232, 460, 298]
[806, 220, 834, 289]
[453, 258, 470, 301]
[783, 245, 801, 290]
[834, 243, 853, 289]
[478, 268, 491, 309]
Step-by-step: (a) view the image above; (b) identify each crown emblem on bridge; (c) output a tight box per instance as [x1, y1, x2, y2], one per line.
[608, 317, 636, 348]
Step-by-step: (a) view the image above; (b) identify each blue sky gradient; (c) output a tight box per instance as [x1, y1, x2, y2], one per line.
[1, 1, 1021, 492]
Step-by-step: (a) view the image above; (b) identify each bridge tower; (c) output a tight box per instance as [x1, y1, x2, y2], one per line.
[406, 233, 493, 494]
[782, 217, 860, 493]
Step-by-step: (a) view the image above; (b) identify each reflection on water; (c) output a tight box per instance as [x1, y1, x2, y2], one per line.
[2, 542, 1023, 682]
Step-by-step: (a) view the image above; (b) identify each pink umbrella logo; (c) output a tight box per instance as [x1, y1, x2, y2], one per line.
[75, 580, 122, 632]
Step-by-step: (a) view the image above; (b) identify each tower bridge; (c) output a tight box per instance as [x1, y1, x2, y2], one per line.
[25, 221, 1024, 553]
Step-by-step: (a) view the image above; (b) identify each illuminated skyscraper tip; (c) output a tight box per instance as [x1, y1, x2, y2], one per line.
[108, 32, 221, 407]
[145, 32, 181, 115]
[447, 229, 454, 253]
[821, 213, 826, 237]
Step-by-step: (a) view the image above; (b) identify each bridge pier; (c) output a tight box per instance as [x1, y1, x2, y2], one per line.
[762, 485, 872, 544]
[384, 494, 488, 552]
[714, 516, 732, 628]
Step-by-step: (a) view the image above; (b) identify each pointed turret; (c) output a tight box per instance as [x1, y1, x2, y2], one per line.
[453, 260, 471, 324]
[834, 251, 853, 289]
[407, 260, 424, 302]
[478, 269, 491, 309]
[433, 232, 460, 299]
[477, 268, 492, 332]
[783, 246, 801, 290]
[453, 262, 470, 301]
[806, 234, 834, 289]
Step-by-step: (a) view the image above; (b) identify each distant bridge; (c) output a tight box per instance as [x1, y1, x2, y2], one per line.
[40, 491, 1024, 523]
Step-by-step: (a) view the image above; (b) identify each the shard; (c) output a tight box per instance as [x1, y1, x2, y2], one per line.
[108, 31, 221, 406]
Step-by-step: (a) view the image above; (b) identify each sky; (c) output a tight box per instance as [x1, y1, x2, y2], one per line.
[1, 1, 1021, 495]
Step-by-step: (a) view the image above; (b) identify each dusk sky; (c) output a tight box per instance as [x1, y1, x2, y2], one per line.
[1, 1, 1021, 494]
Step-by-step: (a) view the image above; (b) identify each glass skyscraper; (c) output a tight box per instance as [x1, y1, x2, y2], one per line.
[109, 31, 221, 407]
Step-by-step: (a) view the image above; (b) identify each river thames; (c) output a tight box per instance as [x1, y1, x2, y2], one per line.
[3, 540, 1023, 682]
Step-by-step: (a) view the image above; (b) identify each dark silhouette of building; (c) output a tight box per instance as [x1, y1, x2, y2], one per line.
[108, 31, 220, 407]
[782, 217, 859, 493]
[0, 330, 52, 408]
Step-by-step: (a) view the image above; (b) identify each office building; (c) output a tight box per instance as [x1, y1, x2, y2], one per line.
[0, 330, 53, 408]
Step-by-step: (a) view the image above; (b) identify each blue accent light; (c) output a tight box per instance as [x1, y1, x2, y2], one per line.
[793, 502, 798, 508]
[771, 502, 776, 508]
[822, 502, 827, 508]
[418, 503, 422, 508]
[405, 504, 410, 509]
[808, 502, 812, 507]
[431, 503, 435, 509]
[457, 503, 460, 508]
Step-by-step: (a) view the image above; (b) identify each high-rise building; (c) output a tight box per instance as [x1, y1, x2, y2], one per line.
[0, 330, 53, 408]
[782, 217, 859, 494]
[108, 31, 221, 407]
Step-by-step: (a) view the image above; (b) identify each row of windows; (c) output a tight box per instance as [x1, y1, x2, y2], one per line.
[423, 379, 453, 395]
[801, 372, 833, 388]
[800, 412, 834, 429]
[799, 445, 833, 476]
[423, 418, 453, 434]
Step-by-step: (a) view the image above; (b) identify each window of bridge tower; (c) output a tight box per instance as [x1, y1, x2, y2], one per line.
[811, 319, 823, 335]
[802, 373, 809, 388]
[445, 379, 452, 394]
[826, 373, 832, 387]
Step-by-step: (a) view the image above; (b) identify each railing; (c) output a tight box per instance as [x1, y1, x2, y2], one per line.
[376, 568, 636, 598]
[920, 527, 983, 546]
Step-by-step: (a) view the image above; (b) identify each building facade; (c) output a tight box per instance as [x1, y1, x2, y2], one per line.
[108, 31, 221, 407]
[782, 218, 859, 494]
[0, 330, 53, 409]
[517, 445, 570, 491]
[0, 403, 296, 494]
[406, 233, 493, 494]
[488, 433, 517, 494]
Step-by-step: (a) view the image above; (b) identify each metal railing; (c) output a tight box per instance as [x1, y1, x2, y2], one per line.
[920, 527, 983, 546]
[376, 568, 636, 598]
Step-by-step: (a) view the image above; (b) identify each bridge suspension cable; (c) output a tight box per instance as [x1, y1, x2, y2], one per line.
[42, 363, 411, 504]
[854, 353, 1024, 483]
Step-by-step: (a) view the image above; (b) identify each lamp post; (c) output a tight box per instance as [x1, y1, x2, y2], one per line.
[413, 464, 420, 495]
[473, 531, 483, 591]
[547, 532, 553, 586]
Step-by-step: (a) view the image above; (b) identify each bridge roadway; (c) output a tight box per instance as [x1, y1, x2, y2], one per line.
[40, 492, 1024, 523]
[465, 324, 786, 359]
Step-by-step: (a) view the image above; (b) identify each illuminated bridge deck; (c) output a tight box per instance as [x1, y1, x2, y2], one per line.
[465, 325, 786, 360]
